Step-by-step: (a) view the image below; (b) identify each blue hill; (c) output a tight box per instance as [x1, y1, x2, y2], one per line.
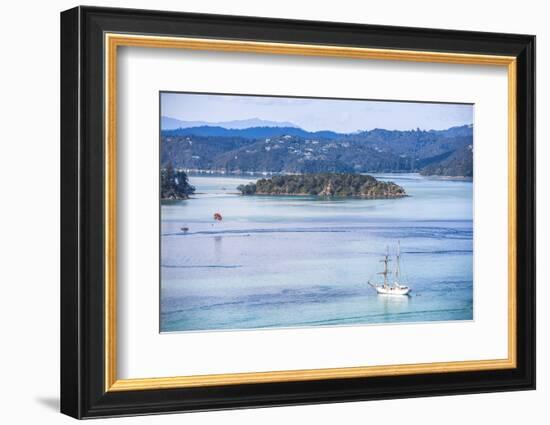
[161, 126, 341, 140]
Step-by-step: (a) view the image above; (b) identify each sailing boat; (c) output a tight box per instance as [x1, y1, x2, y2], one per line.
[368, 241, 411, 296]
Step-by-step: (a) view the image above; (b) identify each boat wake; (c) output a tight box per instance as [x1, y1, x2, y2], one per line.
[162, 225, 471, 239]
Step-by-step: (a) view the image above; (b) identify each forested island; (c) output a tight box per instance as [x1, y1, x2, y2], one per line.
[237, 173, 406, 198]
[161, 164, 195, 200]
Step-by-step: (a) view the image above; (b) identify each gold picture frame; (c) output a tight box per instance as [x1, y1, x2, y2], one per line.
[104, 33, 517, 392]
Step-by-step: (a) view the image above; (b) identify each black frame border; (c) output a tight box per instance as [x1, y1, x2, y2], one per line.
[61, 6, 535, 419]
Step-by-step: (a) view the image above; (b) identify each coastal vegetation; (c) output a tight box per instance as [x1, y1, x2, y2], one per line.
[420, 144, 473, 177]
[237, 173, 406, 198]
[160, 163, 195, 200]
[161, 124, 473, 177]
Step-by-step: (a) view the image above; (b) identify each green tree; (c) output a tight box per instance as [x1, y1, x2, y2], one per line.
[161, 163, 195, 200]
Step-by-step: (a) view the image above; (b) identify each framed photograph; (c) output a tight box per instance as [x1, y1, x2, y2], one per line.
[60, 6, 535, 419]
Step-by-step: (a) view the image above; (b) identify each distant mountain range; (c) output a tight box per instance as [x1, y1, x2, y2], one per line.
[160, 123, 473, 177]
[161, 116, 299, 130]
[162, 125, 341, 140]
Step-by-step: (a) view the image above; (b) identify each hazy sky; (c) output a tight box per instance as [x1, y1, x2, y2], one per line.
[161, 92, 473, 133]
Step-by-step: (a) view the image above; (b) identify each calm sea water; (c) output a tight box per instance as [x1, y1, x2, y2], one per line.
[160, 173, 473, 332]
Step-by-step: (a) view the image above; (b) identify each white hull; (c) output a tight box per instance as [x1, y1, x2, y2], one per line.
[374, 285, 410, 296]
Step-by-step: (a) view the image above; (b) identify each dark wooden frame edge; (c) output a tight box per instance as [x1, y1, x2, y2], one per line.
[60, 5, 536, 419]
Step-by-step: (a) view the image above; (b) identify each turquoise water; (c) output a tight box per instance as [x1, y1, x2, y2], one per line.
[160, 174, 473, 332]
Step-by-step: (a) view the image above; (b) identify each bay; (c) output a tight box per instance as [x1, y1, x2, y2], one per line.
[160, 173, 473, 332]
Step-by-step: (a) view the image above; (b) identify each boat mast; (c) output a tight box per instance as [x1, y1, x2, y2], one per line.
[395, 240, 400, 285]
[378, 246, 391, 288]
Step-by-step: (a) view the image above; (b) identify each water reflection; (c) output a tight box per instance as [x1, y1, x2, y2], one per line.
[378, 293, 410, 316]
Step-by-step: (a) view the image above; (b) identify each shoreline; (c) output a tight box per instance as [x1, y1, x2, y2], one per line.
[239, 192, 409, 199]
[422, 175, 473, 182]
[182, 170, 472, 180]
[162, 192, 409, 201]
